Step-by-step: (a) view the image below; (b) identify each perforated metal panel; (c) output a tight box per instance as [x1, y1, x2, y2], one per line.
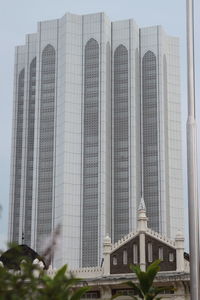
[12, 68, 25, 243]
[113, 45, 129, 242]
[82, 38, 99, 267]
[142, 51, 159, 231]
[24, 57, 36, 246]
[37, 45, 56, 252]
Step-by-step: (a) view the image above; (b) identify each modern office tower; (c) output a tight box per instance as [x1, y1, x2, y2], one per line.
[9, 12, 184, 268]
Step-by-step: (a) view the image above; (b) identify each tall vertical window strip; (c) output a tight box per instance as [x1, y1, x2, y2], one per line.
[82, 38, 99, 267]
[37, 45, 56, 252]
[12, 68, 25, 243]
[113, 45, 129, 242]
[24, 57, 36, 246]
[142, 51, 159, 232]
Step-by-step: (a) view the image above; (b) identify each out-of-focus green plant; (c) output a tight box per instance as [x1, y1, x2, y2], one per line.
[0, 260, 89, 300]
[0, 209, 88, 299]
[124, 260, 174, 300]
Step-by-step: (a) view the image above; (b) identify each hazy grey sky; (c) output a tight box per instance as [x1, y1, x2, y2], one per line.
[0, 0, 200, 251]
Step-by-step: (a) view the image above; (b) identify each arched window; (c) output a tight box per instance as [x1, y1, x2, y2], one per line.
[82, 38, 99, 267]
[123, 249, 128, 265]
[24, 57, 36, 247]
[113, 45, 129, 242]
[37, 45, 56, 252]
[133, 243, 138, 264]
[113, 255, 117, 265]
[12, 68, 25, 243]
[169, 252, 174, 262]
[142, 51, 159, 232]
[158, 247, 163, 260]
[148, 242, 153, 262]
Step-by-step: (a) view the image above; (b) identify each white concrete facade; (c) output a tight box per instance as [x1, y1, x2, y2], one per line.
[9, 12, 183, 268]
[140, 26, 184, 238]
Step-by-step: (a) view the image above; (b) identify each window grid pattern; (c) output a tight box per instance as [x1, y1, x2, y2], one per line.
[37, 45, 56, 252]
[112, 289, 138, 297]
[24, 57, 36, 246]
[12, 68, 25, 243]
[81, 291, 101, 299]
[82, 39, 99, 267]
[142, 51, 159, 232]
[113, 45, 129, 242]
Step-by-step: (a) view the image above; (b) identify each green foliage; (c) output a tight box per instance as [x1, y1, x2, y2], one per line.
[126, 260, 174, 300]
[0, 260, 90, 300]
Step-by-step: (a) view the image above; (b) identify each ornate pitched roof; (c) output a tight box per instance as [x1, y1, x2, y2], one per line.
[0, 244, 46, 270]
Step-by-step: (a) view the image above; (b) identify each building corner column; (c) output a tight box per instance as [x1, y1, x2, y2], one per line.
[103, 235, 112, 276]
[100, 286, 112, 300]
[137, 198, 148, 271]
[139, 233, 146, 271]
[175, 230, 185, 272]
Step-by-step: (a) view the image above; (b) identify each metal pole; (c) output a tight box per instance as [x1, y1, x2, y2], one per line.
[186, 0, 200, 299]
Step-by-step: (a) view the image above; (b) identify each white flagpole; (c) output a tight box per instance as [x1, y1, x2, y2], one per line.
[186, 0, 200, 298]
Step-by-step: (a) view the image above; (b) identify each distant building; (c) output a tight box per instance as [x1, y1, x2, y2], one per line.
[9, 12, 184, 268]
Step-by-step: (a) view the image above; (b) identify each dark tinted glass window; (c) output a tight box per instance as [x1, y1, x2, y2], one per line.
[37, 45, 56, 252]
[142, 51, 159, 231]
[113, 45, 129, 242]
[82, 39, 99, 267]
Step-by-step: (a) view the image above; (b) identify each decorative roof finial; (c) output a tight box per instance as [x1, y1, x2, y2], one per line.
[138, 197, 146, 211]
[137, 197, 148, 231]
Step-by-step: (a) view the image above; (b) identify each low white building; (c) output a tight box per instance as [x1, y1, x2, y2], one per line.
[53, 200, 189, 299]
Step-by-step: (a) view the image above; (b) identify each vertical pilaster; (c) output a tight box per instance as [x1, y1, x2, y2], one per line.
[139, 233, 146, 271]
[175, 231, 185, 272]
[103, 235, 112, 276]
[100, 286, 112, 300]
[137, 198, 148, 271]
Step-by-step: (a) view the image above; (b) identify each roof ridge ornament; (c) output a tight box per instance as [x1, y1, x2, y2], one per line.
[138, 197, 146, 211]
[137, 197, 148, 231]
